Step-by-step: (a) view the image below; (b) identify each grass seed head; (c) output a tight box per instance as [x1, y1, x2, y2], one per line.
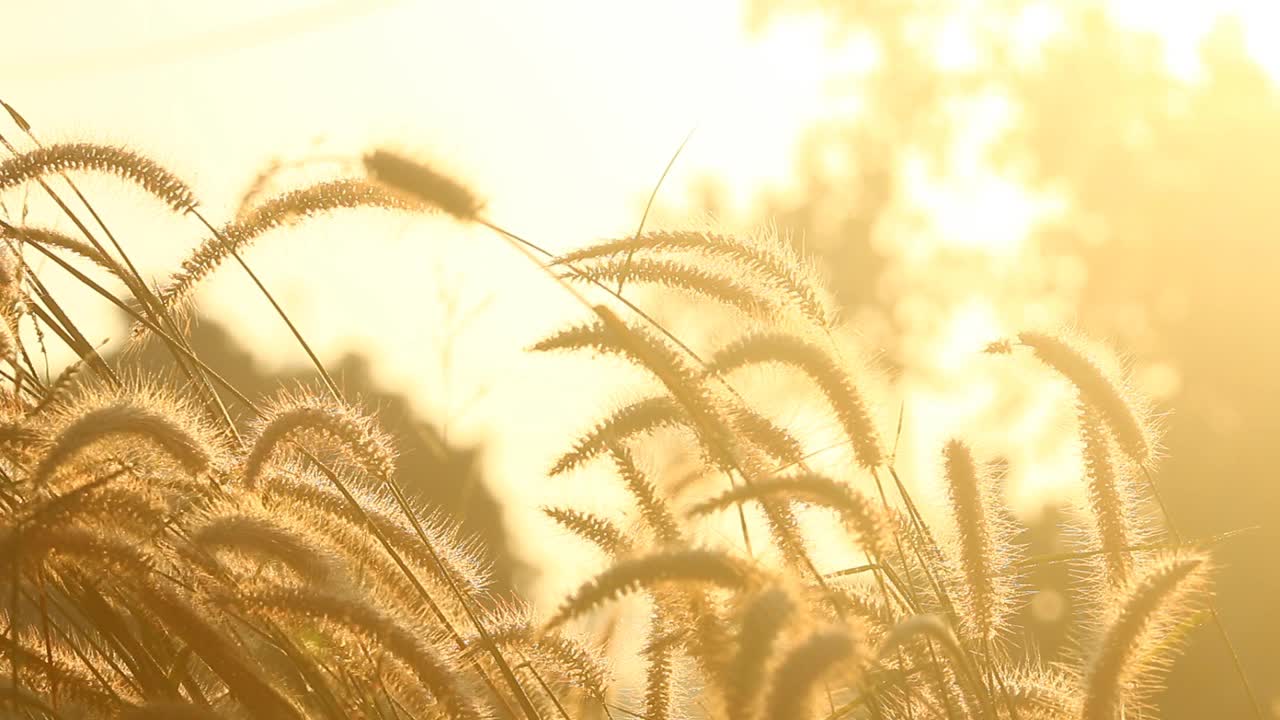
[363, 149, 484, 222]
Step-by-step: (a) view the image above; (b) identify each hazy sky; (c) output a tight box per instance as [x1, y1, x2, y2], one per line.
[4, 0, 883, 594]
[5, 0, 1276, 599]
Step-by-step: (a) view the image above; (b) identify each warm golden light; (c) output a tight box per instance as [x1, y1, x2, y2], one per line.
[0, 2, 1275, 719]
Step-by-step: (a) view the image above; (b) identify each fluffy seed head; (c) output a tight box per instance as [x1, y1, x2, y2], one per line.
[554, 228, 832, 327]
[189, 509, 342, 583]
[1018, 331, 1153, 465]
[544, 549, 754, 630]
[363, 149, 483, 221]
[551, 395, 685, 475]
[156, 179, 413, 319]
[31, 395, 217, 486]
[1080, 406, 1141, 592]
[0, 143, 195, 210]
[1082, 551, 1210, 720]
[542, 505, 631, 558]
[2, 224, 129, 283]
[763, 628, 863, 720]
[942, 440, 1014, 643]
[562, 256, 780, 319]
[260, 465, 492, 598]
[726, 586, 795, 719]
[243, 585, 479, 720]
[708, 331, 883, 469]
[242, 391, 396, 486]
[607, 442, 683, 545]
[534, 307, 743, 471]
[688, 472, 891, 560]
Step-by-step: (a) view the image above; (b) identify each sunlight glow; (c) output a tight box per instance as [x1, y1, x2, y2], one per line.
[0, 3, 1273, 714]
[2, 0, 1276, 647]
[682, 12, 881, 216]
[1111, 0, 1280, 83]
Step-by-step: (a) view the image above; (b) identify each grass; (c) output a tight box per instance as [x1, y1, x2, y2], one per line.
[0, 128, 1260, 719]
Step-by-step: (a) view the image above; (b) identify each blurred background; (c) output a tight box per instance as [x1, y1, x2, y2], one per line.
[3, 1, 1278, 716]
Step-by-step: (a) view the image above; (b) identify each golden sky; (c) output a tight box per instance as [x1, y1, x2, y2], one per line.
[4, 0, 1278, 599]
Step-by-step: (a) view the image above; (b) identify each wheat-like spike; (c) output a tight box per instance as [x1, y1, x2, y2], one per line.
[30, 402, 214, 485]
[513, 635, 612, 705]
[832, 585, 899, 639]
[16, 524, 155, 578]
[1016, 331, 1152, 465]
[0, 639, 129, 717]
[642, 607, 675, 720]
[688, 473, 890, 560]
[242, 392, 396, 486]
[708, 332, 883, 469]
[763, 628, 861, 720]
[564, 256, 779, 319]
[261, 467, 491, 597]
[592, 306, 743, 467]
[532, 632, 613, 702]
[1081, 551, 1209, 720]
[552, 395, 800, 478]
[531, 314, 707, 399]
[1002, 667, 1080, 720]
[243, 585, 479, 720]
[606, 443, 682, 545]
[154, 179, 412, 320]
[274, 515, 457, 624]
[942, 440, 1009, 643]
[1, 434, 40, 467]
[0, 142, 196, 210]
[25, 480, 168, 536]
[544, 549, 754, 630]
[550, 396, 685, 475]
[530, 319, 627, 356]
[262, 598, 458, 715]
[683, 587, 736, 690]
[725, 586, 795, 720]
[754, 493, 818, 579]
[728, 406, 804, 465]
[477, 603, 546, 645]
[0, 225, 130, 283]
[363, 149, 483, 222]
[534, 308, 741, 470]
[553, 229, 831, 327]
[542, 506, 631, 558]
[189, 510, 342, 583]
[1080, 407, 1137, 591]
[719, 441, 822, 576]
[0, 471, 131, 552]
[473, 606, 614, 703]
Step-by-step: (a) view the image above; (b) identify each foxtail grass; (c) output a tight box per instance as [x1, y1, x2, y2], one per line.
[0, 128, 1248, 720]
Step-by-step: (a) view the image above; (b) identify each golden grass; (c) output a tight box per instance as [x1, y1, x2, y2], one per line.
[0, 133, 1255, 720]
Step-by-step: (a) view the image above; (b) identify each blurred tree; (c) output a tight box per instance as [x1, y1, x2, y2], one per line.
[739, 2, 1280, 716]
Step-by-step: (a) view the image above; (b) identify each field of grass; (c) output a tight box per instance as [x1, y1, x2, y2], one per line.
[0, 127, 1261, 719]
